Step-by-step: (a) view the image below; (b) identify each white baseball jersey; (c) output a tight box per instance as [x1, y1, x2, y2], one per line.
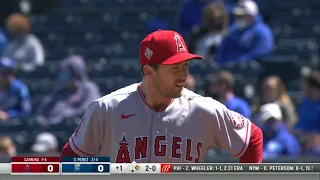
[69, 83, 252, 163]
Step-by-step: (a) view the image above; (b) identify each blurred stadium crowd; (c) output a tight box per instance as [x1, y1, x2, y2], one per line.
[0, 0, 319, 163]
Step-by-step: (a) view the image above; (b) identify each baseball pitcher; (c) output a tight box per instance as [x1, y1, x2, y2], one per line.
[61, 30, 263, 163]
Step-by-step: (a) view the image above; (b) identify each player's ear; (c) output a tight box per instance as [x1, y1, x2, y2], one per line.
[143, 65, 156, 79]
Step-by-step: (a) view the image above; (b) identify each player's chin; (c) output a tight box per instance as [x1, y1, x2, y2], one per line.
[171, 93, 182, 98]
[172, 86, 184, 97]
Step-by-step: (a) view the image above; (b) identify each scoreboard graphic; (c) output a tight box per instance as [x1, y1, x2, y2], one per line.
[3, 156, 320, 175]
[11, 157, 60, 175]
[60, 157, 110, 175]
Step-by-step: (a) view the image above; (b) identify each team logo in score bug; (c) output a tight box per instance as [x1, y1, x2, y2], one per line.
[25, 164, 30, 172]
[74, 164, 81, 172]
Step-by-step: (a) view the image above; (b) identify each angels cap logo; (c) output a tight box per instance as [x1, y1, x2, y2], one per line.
[173, 34, 186, 52]
[144, 47, 153, 60]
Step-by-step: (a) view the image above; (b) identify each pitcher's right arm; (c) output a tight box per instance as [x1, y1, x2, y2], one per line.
[61, 100, 107, 156]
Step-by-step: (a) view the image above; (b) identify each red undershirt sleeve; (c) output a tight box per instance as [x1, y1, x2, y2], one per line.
[240, 123, 263, 163]
[61, 142, 80, 157]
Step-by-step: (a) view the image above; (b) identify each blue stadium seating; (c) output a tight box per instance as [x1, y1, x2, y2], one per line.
[5, 0, 320, 155]
[26, 0, 319, 110]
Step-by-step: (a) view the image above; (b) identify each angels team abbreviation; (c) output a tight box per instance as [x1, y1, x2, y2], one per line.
[115, 135, 202, 163]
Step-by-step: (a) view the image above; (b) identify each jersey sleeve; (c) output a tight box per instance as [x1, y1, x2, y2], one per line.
[209, 98, 252, 158]
[68, 100, 106, 156]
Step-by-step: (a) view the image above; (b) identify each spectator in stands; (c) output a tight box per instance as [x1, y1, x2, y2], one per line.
[295, 70, 320, 135]
[178, 0, 210, 38]
[256, 103, 301, 160]
[0, 136, 16, 157]
[215, 0, 273, 65]
[0, 28, 7, 56]
[225, 0, 263, 26]
[0, 57, 32, 121]
[30, 132, 59, 155]
[3, 13, 44, 72]
[260, 75, 297, 129]
[185, 74, 196, 91]
[306, 135, 320, 155]
[35, 55, 101, 126]
[187, 1, 228, 61]
[178, 0, 262, 37]
[209, 70, 251, 118]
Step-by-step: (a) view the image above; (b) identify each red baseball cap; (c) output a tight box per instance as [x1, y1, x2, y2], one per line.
[139, 30, 204, 66]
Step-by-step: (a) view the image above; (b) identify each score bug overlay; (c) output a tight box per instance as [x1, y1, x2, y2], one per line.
[60, 157, 110, 175]
[111, 161, 161, 174]
[11, 157, 60, 175]
[9, 161, 320, 175]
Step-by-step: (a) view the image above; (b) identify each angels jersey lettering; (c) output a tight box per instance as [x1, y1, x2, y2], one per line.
[69, 83, 252, 163]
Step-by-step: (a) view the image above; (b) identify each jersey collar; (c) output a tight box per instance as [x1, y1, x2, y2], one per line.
[137, 84, 174, 112]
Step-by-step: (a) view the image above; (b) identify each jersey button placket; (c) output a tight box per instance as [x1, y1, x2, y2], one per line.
[157, 114, 162, 132]
[151, 113, 161, 162]
[153, 113, 161, 133]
